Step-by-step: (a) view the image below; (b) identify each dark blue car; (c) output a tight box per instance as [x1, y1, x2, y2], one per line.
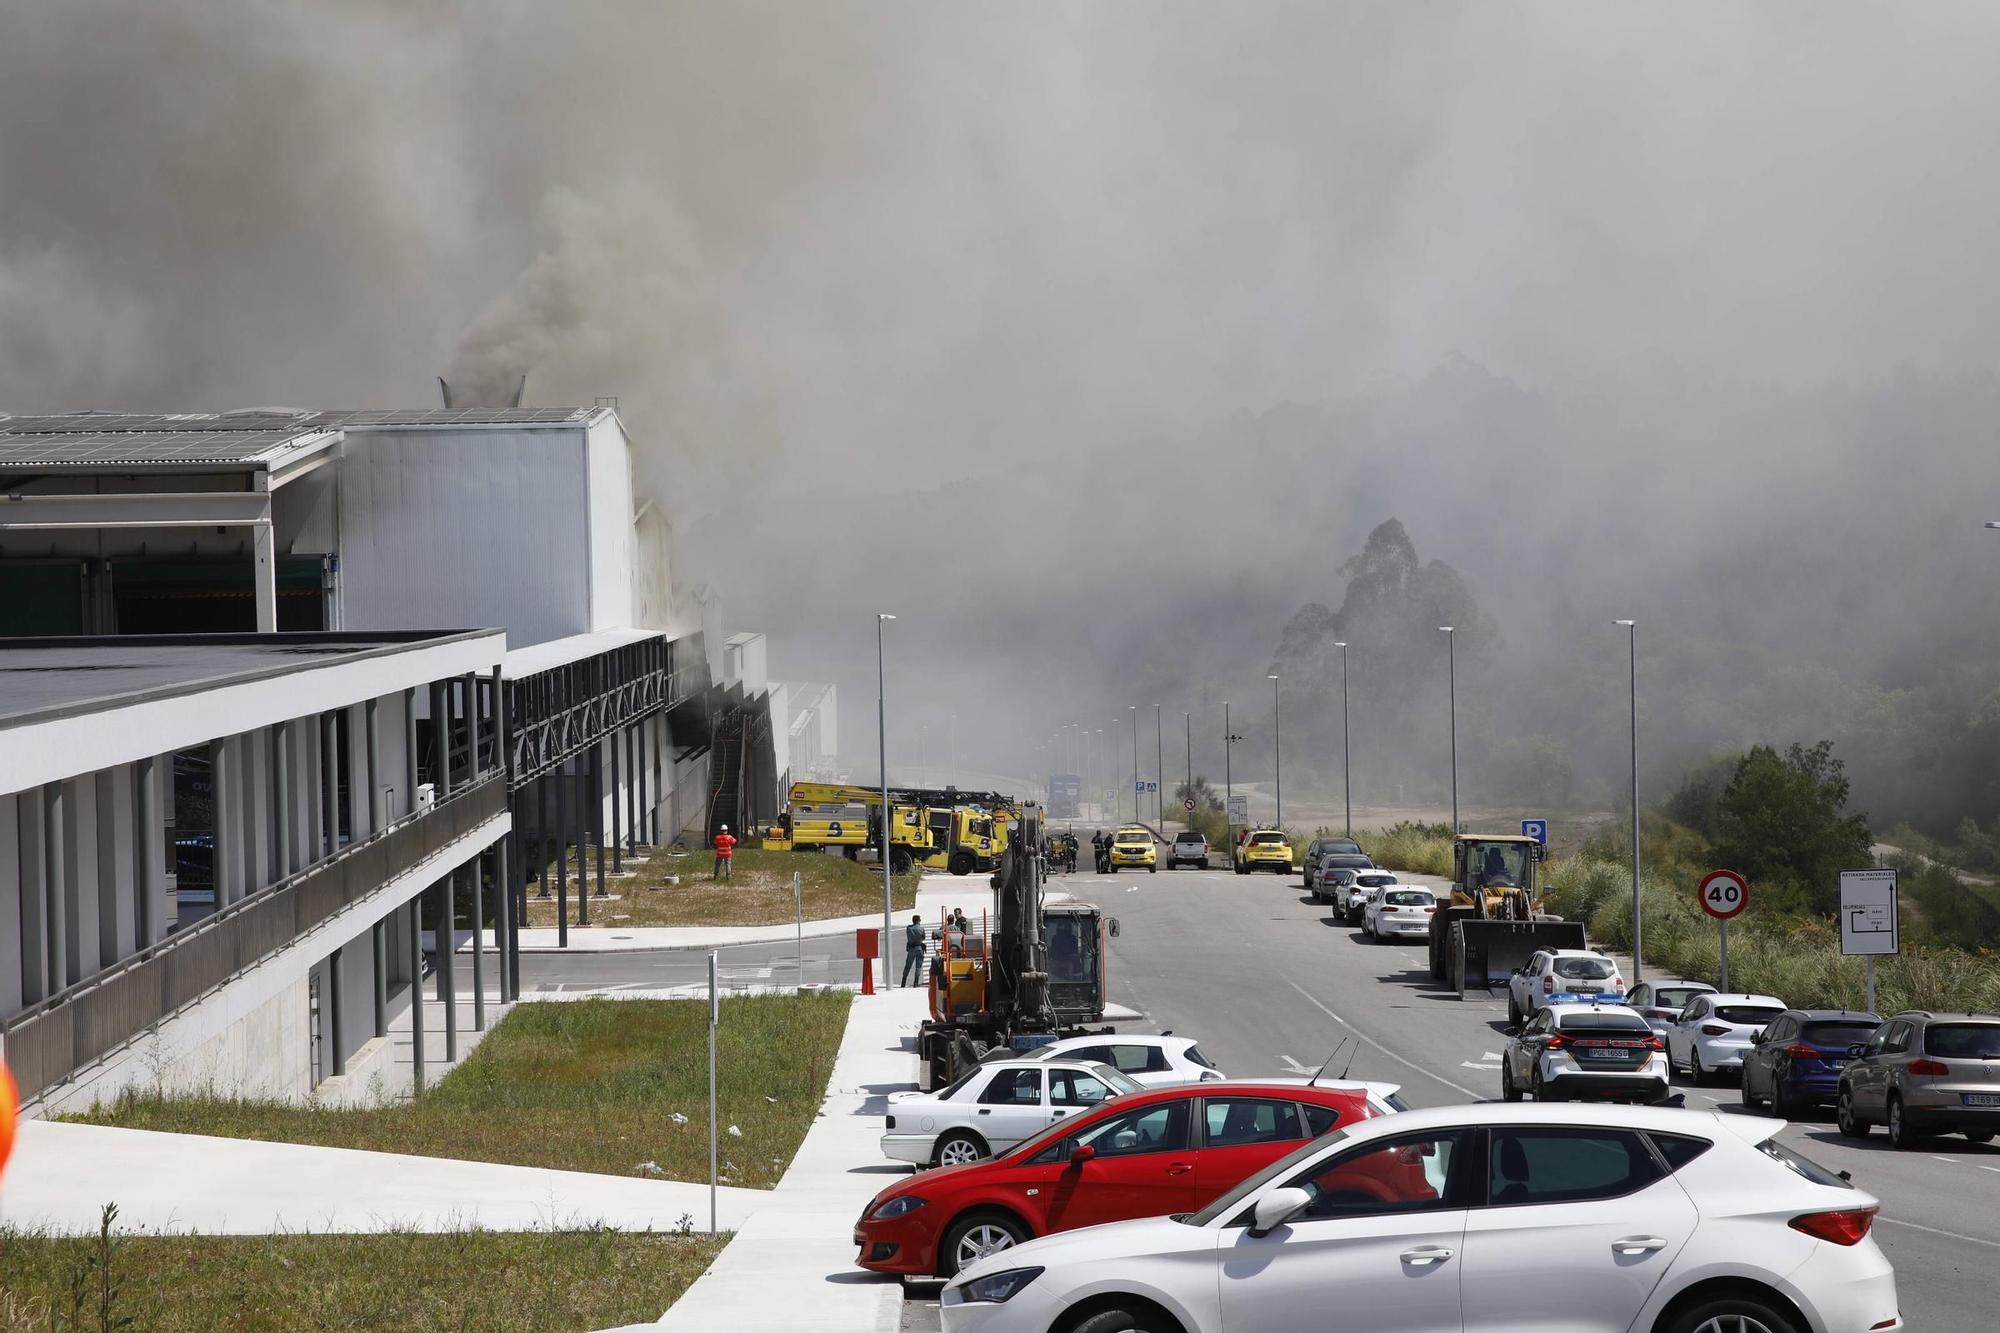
[1741, 1008, 1881, 1115]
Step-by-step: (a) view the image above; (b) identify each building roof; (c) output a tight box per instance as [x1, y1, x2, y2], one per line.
[0, 408, 609, 470]
[0, 632, 494, 729]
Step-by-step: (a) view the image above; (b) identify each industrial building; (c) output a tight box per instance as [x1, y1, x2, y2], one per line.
[0, 408, 828, 1109]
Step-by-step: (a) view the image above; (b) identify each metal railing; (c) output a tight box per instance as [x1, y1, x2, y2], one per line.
[0, 775, 507, 1106]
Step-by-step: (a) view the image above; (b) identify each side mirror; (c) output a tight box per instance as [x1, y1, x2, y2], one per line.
[1503, 1026, 1521, 1037]
[1751, 1032, 1765, 1045]
[1107, 918, 1122, 939]
[1249, 1186, 1312, 1237]
[1066, 1143, 1095, 1168]
[1848, 1043, 1867, 1059]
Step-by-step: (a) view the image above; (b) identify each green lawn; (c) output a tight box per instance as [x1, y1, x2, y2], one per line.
[67, 994, 849, 1189]
[525, 846, 920, 928]
[0, 1221, 724, 1333]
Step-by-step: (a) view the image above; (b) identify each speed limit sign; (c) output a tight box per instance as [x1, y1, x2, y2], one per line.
[1698, 869, 1749, 920]
[1183, 797, 1197, 812]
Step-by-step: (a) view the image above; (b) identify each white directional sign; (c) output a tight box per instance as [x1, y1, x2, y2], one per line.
[1840, 869, 1899, 956]
[1226, 794, 1249, 825]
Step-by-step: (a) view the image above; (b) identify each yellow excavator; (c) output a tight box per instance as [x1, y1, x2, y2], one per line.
[1427, 833, 1587, 999]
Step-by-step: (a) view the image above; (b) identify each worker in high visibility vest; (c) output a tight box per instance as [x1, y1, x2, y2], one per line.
[0, 1061, 17, 1181]
[712, 824, 736, 881]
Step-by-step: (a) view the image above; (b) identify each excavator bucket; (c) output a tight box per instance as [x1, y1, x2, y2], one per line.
[1450, 918, 1588, 997]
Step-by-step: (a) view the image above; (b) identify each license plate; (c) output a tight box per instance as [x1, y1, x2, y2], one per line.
[1582, 1048, 1638, 1062]
[1573, 984, 1602, 993]
[1964, 1094, 2000, 1107]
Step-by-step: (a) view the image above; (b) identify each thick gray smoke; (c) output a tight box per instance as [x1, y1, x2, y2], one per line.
[6, 3, 2000, 828]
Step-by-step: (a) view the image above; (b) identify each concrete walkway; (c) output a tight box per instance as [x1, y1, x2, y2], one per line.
[622, 986, 930, 1333]
[509, 912, 887, 953]
[0, 1120, 765, 1236]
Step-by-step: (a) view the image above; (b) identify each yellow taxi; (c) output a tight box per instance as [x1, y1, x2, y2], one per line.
[1234, 828, 1294, 875]
[1108, 826, 1157, 873]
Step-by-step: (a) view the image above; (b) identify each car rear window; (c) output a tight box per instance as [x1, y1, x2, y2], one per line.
[1553, 957, 1616, 980]
[1802, 1020, 1880, 1048]
[1358, 874, 1398, 887]
[1176, 833, 1204, 843]
[1756, 1139, 1852, 1189]
[1927, 1023, 2000, 1059]
[1645, 1133, 1713, 1171]
[1252, 832, 1287, 845]
[1326, 855, 1373, 868]
[1383, 891, 1432, 906]
[1556, 1011, 1652, 1034]
[1715, 1006, 1785, 1026]
[1653, 987, 1709, 1009]
[1187, 1045, 1218, 1070]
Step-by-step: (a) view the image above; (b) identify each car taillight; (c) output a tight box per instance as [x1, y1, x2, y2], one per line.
[1423, 905, 1435, 913]
[1544, 1034, 1567, 1050]
[1789, 1206, 1877, 1246]
[1785, 1044, 1820, 1061]
[1701, 1023, 1732, 1036]
[1648, 1036, 1666, 1051]
[1542, 976, 1554, 993]
[1909, 1058, 1950, 1076]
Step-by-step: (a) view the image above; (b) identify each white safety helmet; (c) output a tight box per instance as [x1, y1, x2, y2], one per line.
[719, 824, 729, 832]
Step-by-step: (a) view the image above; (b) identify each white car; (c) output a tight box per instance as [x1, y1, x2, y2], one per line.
[940, 1103, 1900, 1333]
[1363, 886, 1436, 941]
[881, 1058, 1140, 1168]
[1664, 992, 1789, 1085]
[1501, 1001, 1671, 1104]
[1506, 948, 1626, 1026]
[1324, 867, 1395, 914]
[1259, 1077, 1411, 1118]
[1019, 1034, 1223, 1087]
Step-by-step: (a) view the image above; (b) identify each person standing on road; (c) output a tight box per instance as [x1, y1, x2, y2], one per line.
[712, 824, 736, 880]
[901, 914, 927, 987]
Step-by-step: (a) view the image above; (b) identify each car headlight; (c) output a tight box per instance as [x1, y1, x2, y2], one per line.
[868, 1195, 927, 1221]
[944, 1266, 1045, 1306]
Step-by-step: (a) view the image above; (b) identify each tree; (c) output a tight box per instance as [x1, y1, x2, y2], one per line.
[1173, 776, 1225, 813]
[1713, 741, 1873, 916]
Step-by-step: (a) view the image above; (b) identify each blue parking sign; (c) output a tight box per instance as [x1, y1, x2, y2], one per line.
[1521, 818, 1548, 846]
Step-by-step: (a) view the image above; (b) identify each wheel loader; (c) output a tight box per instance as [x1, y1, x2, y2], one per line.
[1427, 833, 1587, 999]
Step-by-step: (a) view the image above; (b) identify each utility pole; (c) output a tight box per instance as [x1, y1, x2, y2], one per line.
[1335, 641, 1351, 837]
[1128, 706, 1138, 825]
[1268, 673, 1282, 831]
[1154, 704, 1163, 828]
[877, 613, 896, 988]
[1184, 711, 1192, 817]
[1439, 626, 1457, 833]
[1618, 619, 1642, 985]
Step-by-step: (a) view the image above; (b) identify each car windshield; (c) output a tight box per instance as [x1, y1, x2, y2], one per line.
[1383, 891, 1432, 907]
[1653, 987, 1710, 1009]
[1045, 913, 1099, 985]
[1181, 1130, 1350, 1226]
[1715, 1005, 1785, 1026]
[1556, 1011, 1652, 1034]
[1802, 1020, 1880, 1048]
[1927, 1023, 2000, 1058]
[1469, 842, 1532, 886]
[1116, 835, 1149, 846]
[1553, 957, 1616, 980]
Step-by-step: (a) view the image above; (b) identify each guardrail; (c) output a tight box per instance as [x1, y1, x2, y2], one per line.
[0, 775, 507, 1106]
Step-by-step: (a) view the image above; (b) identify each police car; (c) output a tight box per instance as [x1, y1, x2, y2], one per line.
[1501, 999, 1671, 1104]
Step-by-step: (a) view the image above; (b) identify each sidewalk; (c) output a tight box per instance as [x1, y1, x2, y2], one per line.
[628, 986, 930, 1333]
[0, 1120, 765, 1236]
[508, 913, 886, 953]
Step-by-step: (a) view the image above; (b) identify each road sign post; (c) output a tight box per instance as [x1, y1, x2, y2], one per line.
[794, 871, 805, 992]
[707, 950, 719, 1234]
[1840, 869, 1899, 1014]
[1697, 870, 1749, 993]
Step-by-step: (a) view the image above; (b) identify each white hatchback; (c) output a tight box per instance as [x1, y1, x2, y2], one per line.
[1363, 886, 1436, 941]
[881, 1058, 1140, 1168]
[1506, 948, 1626, 1026]
[940, 1103, 1900, 1333]
[1018, 1034, 1223, 1087]
[1664, 992, 1788, 1084]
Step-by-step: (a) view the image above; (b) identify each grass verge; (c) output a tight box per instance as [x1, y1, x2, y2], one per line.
[0, 1210, 724, 1333]
[525, 847, 920, 928]
[67, 994, 849, 1190]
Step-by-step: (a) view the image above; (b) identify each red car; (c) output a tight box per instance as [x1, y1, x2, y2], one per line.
[853, 1080, 1390, 1277]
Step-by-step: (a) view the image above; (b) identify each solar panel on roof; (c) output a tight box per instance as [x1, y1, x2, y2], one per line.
[0, 407, 597, 435]
[0, 429, 331, 467]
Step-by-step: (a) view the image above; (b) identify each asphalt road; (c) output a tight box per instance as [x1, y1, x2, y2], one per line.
[901, 861, 1995, 1331]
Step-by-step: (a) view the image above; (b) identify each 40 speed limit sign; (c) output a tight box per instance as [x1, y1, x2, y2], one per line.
[1698, 869, 1749, 920]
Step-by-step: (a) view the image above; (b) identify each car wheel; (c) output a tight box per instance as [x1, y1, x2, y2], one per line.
[1688, 1049, 1707, 1087]
[1148, 865, 1155, 873]
[940, 1210, 1027, 1277]
[1661, 1291, 1802, 1333]
[1888, 1095, 1924, 1150]
[1070, 1306, 1176, 1333]
[1837, 1087, 1869, 1138]
[1507, 997, 1522, 1027]
[1530, 1066, 1550, 1102]
[1501, 1061, 1522, 1102]
[1741, 1071, 1763, 1112]
[932, 1130, 988, 1169]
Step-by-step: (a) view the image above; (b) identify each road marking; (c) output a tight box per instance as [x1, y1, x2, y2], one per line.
[1876, 1215, 2000, 1250]
[1284, 977, 1480, 1099]
[1481, 1051, 1502, 1060]
[1461, 1062, 1501, 1071]
[1278, 1056, 1315, 1075]
[1976, 1164, 2000, 1175]
[1932, 1155, 1959, 1165]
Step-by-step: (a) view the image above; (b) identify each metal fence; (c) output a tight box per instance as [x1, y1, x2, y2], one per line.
[0, 775, 507, 1106]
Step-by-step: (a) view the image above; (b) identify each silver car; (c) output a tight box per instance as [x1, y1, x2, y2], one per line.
[1838, 1010, 2000, 1149]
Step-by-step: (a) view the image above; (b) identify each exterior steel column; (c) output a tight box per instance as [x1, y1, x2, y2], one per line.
[372, 920, 388, 1038]
[403, 688, 419, 817]
[501, 832, 519, 1001]
[460, 674, 477, 788]
[408, 897, 426, 1095]
[429, 681, 452, 800]
[273, 725, 292, 876]
[366, 697, 384, 833]
[574, 760, 592, 924]
[438, 872, 458, 1062]
[252, 517, 277, 633]
[133, 755, 158, 948]
[555, 766, 570, 945]
[327, 944, 344, 1079]
[471, 853, 485, 1030]
[592, 743, 607, 899]
[321, 711, 340, 857]
[536, 777, 551, 898]
[610, 728, 623, 873]
[495, 828, 514, 1004]
[19, 789, 50, 1002]
[211, 740, 234, 907]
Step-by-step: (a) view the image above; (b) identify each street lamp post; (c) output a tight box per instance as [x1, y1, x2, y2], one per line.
[1438, 626, 1457, 833]
[1268, 673, 1281, 831]
[1128, 706, 1139, 825]
[1154, 704, 1163, 828]
[1335, 641, 1351, 838]
[1617, 619, 1641, 984]
[876, 613, 896, 988]
[1223, 701, 1235, 824]
[1184, 711, 1192, 820]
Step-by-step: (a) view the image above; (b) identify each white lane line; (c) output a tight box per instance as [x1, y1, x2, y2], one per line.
[1284, 977, 1481, 1099]
[1932, 1155, 1959, 1165]
[1461, 1062, 1502, 1071]
[1876, 1215, 2000, 1250]
[1279, 1055, 1315, 1074]
[1976, 1164, 2000, 1175]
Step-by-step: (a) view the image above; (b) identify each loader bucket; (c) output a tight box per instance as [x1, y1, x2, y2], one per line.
[1451, 918, 1589, 998]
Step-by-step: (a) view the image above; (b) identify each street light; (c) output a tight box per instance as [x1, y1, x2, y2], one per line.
[1268, 673, 1281, 831]
[1154, 704, 1163, 828]
[1617, 619, 1641, 984]
[1128, 706, 1139, 824]
[1334, 641, 1351, 837]
[876, 613, 896, 988]
[1184, 711, 1193, 824]
[1224, 701, 1239, 828]
[1438, 626, 1457, 833]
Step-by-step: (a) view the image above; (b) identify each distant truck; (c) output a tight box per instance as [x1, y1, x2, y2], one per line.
[1047, 773, 1081, 819]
